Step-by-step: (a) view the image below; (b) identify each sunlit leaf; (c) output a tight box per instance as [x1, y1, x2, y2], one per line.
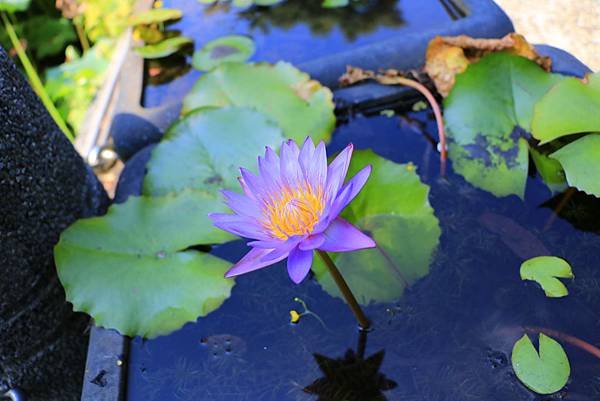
[182, 61, 335, 144]
[511, 333, 570, 394]
[198, 0, 284, 6]
[144, 107, 284, 196]
[54, 190, 236, 338]
[128, 8, 183, 26]
[313, 151, 441, 305]
[135, 36, 193, 59]
[0, 0, 30, 12]
[444, 53, 562, 198]
[192, 35, 255, 72]
[520, 256, 574, 298]
[529, 147, 567, 193]
[322, 0, 348, 7]
[550, 133, 600, 197]
[532, 73, 600, 144]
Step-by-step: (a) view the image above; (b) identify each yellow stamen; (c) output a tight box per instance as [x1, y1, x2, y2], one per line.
[261, 183, 324, 240]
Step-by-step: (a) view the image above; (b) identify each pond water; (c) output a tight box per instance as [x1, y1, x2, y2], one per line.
[126, 105, 600, 400]
[143, 0, 460, 107]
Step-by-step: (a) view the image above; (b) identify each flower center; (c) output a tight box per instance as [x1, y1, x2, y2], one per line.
[262, 184, 324, 240]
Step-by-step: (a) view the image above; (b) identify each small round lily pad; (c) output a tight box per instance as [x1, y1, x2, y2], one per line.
[511, 333, 570, 394]
[192, 35, 255, 71]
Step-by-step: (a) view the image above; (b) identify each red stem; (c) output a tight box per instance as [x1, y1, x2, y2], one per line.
[525, 326, 600, 360]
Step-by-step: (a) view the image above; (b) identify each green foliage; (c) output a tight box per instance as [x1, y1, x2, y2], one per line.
[511, 333, 570, 394]
[54, 190, 236, 338]
[128, 8, 182, 26]
[444, 53, 563, 198]
[45, 41, 111, 133]
[192, 35, 255, 72]
[135, 36, 193, 59]
[22, 16, 77, 59]
[520, 256, 574, 298]
[0, 0, 30, 12]
[81, 0, 135, 41]
[322, 0, 348, 7]
[550, 134, 600, 197]
[529, 147, 567, 193]
[144, 107, 284, 196]
[182, 61, 336, 144]
[532, 73, 600, 143]
[313, 152, 441, 305]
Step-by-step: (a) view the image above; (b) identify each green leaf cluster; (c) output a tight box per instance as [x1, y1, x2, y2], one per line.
[131, 7, 193, 59]
[445, 52, 600, 198]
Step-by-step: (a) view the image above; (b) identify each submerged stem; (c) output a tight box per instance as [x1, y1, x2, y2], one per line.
[525, 326, 600, 360]
[317, 250, 370, 330]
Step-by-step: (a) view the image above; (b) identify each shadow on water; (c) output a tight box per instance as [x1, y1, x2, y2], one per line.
[240, 0, 404, 41]
[127, 108, 600, 401]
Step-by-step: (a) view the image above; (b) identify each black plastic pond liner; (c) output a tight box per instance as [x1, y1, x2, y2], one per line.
[80, 41, 593, 401]
[110, 0, 514, 161]
[0, 47, 109, 401]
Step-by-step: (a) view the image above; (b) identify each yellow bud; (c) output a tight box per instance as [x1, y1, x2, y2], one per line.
[289, 310, 301, 324]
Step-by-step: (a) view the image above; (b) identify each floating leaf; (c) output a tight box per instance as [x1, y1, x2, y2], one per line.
[550, 134, 600, 197]
[192, 35, 255, 72]
[144, 107, 284, 196]
[135, 36, 193, 59]
[182, 62, 335, 144]
[313, 151, 441, 305]
[54, 190, 236, 338]
[0, 0, 30, 12]
[511, 333, 570, 394]
[128, 8, 183, 26]
[444, 53, 562, 198]
[532, 73, 600, 144]
[520, 256, 574, 298]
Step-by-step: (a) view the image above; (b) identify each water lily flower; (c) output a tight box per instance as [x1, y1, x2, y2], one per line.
[209, 137, 376, 284]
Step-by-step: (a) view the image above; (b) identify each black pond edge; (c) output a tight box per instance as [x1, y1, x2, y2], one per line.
[111, 0, 515, 161]
[80, 5, 592, 401]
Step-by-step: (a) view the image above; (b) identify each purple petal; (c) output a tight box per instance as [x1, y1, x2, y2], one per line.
[318, 217, 376, 252]
[299, 234, 325, 251]
[280, 139, 303, 188]
[329, 165, 372, 218]
[325, 144, 353, 201]
[299, 137, 315, 176]
[225, 247, 284, 278]
[221, 189, 261, 219]
[209, 213, 266, 239]
[238, 176, 255, 199]
[324, 181, 353, 223]
[240, 167, 266, 199]
[260, 236, 302, 262]
[287, 247, 314, 284]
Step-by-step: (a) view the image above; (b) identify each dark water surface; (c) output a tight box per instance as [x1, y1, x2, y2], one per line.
[127, 107, 600, 401]
[143, 0, 458, 107]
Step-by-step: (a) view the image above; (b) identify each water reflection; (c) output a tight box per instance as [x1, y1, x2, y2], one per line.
[304, 331, 397, 401]
[240, 0, 404, 41]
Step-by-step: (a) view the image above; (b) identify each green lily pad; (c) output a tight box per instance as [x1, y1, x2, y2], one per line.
[0, 0, 30, 12]
[532, 73, 600, 144]
[144, 107, 284, 196]
[529, 147, 567, 193]
[520, 256, 574, 298]
[135, 36, 193, 59]
[444, 52, 562, 198]
[128, 8, 183, 26]
[192, 35, 255, 72]
[550, 133, 600, 197]
[511, 333, 570, 394]
[182, 61, 335, 144]
[313, 152, 441, 305]
[54, 190, 236, 338]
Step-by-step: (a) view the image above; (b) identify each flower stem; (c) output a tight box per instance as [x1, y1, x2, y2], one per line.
[0, 11, 74, 141]
[317, 250, 370, 330]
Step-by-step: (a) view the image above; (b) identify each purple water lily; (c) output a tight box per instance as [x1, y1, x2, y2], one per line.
[209, 137, 376, 284]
